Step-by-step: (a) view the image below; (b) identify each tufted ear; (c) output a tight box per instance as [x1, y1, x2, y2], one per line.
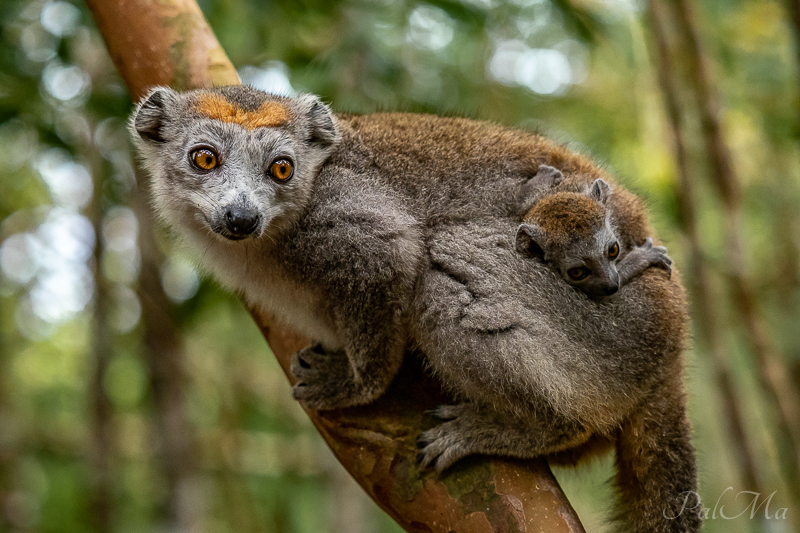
[588, 178, 612, 204]
[515, 223, 547, 261]
[296, 94, 338, 148]
[132, 87, 178, 143]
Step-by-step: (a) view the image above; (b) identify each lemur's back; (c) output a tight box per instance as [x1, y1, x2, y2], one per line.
[332, 113, 560, 223]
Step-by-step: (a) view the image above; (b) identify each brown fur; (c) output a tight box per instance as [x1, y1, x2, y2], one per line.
[535, 171, 653, 252]
[416, 224, 697, 533]
[525, 192, 606, 242]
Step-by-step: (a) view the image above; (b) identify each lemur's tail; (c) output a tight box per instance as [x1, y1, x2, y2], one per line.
[613, 386, 701, 533]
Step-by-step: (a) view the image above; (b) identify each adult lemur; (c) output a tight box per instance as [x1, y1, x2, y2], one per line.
[131, 85, 700, 532]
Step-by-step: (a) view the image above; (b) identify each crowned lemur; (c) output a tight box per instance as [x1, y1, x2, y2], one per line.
[131, 85, 700, 533]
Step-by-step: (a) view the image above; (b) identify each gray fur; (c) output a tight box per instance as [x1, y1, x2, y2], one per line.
[590, 177, 613, 204]
[516, 164, 564, 209]
[413, 218, 698, 532]
[131, 86, 698, 532]
[130, 85, 545, 409]
[515, 223, 547, 260]
[618, 236, 672, 284]
[414, 219, 674, 426]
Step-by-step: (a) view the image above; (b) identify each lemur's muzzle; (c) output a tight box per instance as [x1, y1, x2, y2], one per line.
[224, 207, 260, 239]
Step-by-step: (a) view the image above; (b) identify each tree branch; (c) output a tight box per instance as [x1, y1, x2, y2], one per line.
[84, 0, 586, 530]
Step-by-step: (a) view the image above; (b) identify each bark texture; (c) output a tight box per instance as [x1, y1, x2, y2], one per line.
[85, 0, 586, 530]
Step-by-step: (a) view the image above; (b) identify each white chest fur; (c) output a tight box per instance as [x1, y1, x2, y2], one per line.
[185, 229, 341, 350]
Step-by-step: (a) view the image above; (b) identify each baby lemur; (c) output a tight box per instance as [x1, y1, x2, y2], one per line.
[515, 164, 672, 299]
[131, 85, 699, 532]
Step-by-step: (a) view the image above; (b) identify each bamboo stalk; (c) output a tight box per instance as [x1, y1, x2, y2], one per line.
[670, 0, 800, 512]
[133, 189, 200, 530]
[87, 138, 114, 533]
[84, 0, 586, 530]
[648, 0, 762, 495]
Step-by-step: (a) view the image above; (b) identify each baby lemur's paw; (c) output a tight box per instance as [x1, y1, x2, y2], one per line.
[416, 404, 485, 472]
[290, 343, 355, 410]
[635, 237, 672, 276]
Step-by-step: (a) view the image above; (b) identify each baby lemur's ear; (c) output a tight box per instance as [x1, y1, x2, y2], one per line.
[518, 165, 564, 212]
[295, 94, 339, 148]
[516, 223, 547, 261]
[132, 87, 178, 143]
[533, 165, 564, 187]
[588, 179, 612, 204]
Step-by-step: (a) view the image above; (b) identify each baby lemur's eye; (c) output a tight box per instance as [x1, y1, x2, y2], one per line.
[191, 148, 218, 171]
[567, 267, 589, 281]
[269, 159, 294, 182]
[608, 242, 620, 259]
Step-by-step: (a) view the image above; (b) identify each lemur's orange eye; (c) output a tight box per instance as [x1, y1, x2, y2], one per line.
[608, 242, 619, 259]
[191, 149, 218, 170]
[269, 159, 294, 181]
[567, 267, 589, 281]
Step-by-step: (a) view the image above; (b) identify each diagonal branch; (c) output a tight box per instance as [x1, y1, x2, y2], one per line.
[84, 0, 586, 530]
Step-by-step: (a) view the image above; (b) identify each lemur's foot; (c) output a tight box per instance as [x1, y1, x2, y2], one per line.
[290, 343, 357, 410]
[417, 404, 489, 472]
[634, 237, 672, 276]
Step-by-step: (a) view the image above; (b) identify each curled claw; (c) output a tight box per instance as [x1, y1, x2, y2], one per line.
[415, 430, 445, 471]
[638, 238, 673, 278]
[416, 404, 477, 472]
[289, 343, 355, 409]
[651, 245, 673, 277]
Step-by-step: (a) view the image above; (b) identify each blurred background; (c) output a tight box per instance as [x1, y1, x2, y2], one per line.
[1, 0, 799, 531]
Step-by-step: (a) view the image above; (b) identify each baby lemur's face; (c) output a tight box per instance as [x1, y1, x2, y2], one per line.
[516, 179, 623, 299]
[130, 86, 338, 243]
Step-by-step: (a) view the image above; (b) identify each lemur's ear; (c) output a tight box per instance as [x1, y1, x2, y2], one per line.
[518, 165, 563, 211]
[521, 164, 563, 195]
[516, 223, 547, 261]
[533, 165, 564, 187]
[296, 94, 338, 148]
[133, 87, 177, 143]
[588, 179, 612, 204]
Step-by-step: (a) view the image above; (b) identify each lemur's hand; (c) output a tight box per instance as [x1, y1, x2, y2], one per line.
[619, 237, 672, 282]
[290, 343, 359, 410]
[636, 237, 672, 275]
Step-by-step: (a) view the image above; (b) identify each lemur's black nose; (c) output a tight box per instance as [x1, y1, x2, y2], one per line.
[597, 282, 619, 297]
[224, 208, 260, 238]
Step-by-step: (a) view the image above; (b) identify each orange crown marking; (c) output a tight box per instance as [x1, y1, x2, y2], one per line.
[193, 94, 290, 129]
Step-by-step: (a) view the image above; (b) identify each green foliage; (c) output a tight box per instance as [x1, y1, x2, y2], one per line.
[0, 0, 798, 531]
